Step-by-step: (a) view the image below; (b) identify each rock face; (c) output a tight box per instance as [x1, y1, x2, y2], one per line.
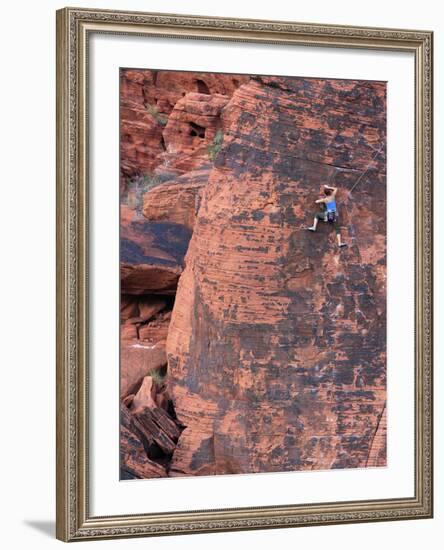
[119, 71, 248, 479]
[142, 168, 209, 230]
[120, 69, 387, 479]
[120, 70, 248, 183]
[166, 76, 387, 475]
[120, 403, 168, 479]
[120, 341, 167, 398]
[120, 425, 167, 479]
[120, 218, 192, 294]
[160, 92, 230, 173]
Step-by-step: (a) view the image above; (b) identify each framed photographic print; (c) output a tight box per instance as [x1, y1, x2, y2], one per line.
[56, 7, 433, 542]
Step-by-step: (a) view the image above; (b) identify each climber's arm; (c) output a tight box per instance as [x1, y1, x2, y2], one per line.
[315, 198, 326, 204]
[324, 184, 338, 197]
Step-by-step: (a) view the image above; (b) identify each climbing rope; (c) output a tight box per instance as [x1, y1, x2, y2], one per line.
[348, 143, 384, 195]
[341, 196, 361, 259]
[335, 144, 383, 256]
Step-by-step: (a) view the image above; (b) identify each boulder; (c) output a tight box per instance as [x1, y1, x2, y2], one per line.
[131, 376, 157, 411]
[143, 169, 209, 230]
[121, 263, 182, 296]
[120, 219, 191, 295]
[122, 400, 180, 460]
[120, 425, 167, 479]
[133, 406, 181, 456]
[120, 340, 167, 398]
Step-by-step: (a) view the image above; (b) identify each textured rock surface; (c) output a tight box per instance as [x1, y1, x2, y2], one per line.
[120, 70, 387, 479]
[119, 72, 246, 479]
[131, 376, 157, 411]
[166, 76, 387, 475]
[143, 168, 209, 230]
[120, 341, 167, 398]
[138, 314, 170, 343]
[120, 219, 191, 295]
[120, 69, 248, 183]
[160, 92, 229, 173]
[120, 416, 167, 479]
[121, 263, 182, 296]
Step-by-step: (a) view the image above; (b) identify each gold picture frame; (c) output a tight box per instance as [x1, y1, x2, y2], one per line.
[56, 7, 433, 542]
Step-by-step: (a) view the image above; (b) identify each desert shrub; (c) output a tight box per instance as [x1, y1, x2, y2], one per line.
[207, 129, 224, 161]
[145, 103, 168, 126]
[148, 368, 166, 386]
[122, 173, 165, 214]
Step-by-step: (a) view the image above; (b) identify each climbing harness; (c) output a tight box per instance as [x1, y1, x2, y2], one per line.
[314, 200, 336, 223]
[327, 210, 337, 223]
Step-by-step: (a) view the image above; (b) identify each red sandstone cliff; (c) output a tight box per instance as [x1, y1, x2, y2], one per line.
[166, 76, 387, 475]
[120, 70, 248, 184]
[119, 70, 247, 478]
[120, 70, 387, 479]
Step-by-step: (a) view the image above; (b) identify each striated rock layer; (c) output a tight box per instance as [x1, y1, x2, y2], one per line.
[166, 76, 387, 476]
[142, 168, 209, 230]
[120, 69, 248, 183]
[119, 70, 249, 478]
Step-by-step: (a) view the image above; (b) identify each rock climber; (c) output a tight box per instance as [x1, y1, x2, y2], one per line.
[307, 184, 347, 248]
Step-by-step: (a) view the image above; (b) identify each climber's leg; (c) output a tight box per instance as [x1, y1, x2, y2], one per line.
[335, 224, 347, 248]
[307, 213, 324, 231]
[307, 218, 318, 231]
[337, 233, 347, 248]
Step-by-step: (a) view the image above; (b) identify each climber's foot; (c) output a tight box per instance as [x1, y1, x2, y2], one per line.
[307, 227, 316, 232]
[338, 243, 348, 248]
